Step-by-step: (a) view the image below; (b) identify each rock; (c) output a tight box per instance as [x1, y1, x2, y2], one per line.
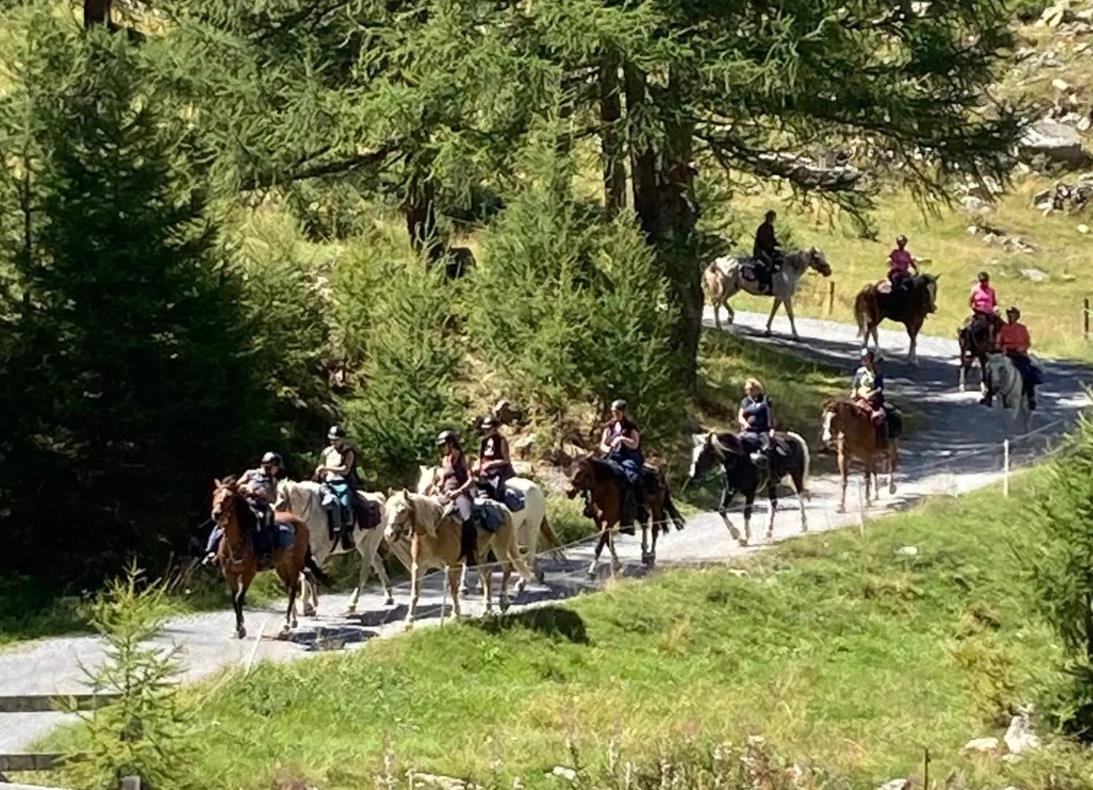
[876, 781, 912, 790]
[967, 225, 981, 235]
[1004, 237, 1036, 253]
[1080, 117, 1092, 133]
[1004, 714, 1041, 754]
[1079, 224, 1090, 234]
[561, 442, 586, 461]
[962, 736, 1000, 754]
[549, 766, 577, 783]
[1041, 2, 1075, 27]
[411, 774, 470, 790]
[1019, 268, 1050, 282]
[896, 546, 919, 556]
[1019, 119, 1091, 167]
[511, 434, 536, 459]
[1076, 42, 1092, 54]
[960, 195, 989, 214]
[1052, 78, 1072, 91]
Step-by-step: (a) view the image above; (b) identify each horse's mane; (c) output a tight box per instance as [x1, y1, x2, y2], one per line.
[711, 432, 742, 455]
[227, 483, 257, 533]
[587, 457, 618, 483]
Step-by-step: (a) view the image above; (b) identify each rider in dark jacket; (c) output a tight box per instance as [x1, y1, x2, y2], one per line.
[737, 379, 777, 468]
[752, 210, 781, 294]
[599, 399, 646, 526]
[476, 416, 516, 501]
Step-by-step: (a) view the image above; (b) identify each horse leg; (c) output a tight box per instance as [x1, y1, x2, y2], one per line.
[766, 485, 777, 540]
[278, 565, 298, 634]
[607, 529, 622, 575]
[784, 297, 799, 340]
[742, 491, 754, 546]
[231, 571, 252, 639]
[888, 445, 898, 494]
[405, 561, 421, 628]
[374, 556, 395, 607]
[792, 469, 808, 533]
[836, 450, 848, 514]
[719, 482, 741, 541]
[448, 565, 465, 618]
[908, 321, 922, 365]
[713, 300, 722, 330]
[765, 298, 782, 336]
[725, 297, 735, 325]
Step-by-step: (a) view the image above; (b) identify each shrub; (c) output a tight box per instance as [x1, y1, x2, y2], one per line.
[468, 174, 682, 450]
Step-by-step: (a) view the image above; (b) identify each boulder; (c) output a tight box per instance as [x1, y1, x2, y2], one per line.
[1019, 268, 1050, 282]
[549, 766, 578, 783]
[962, 736, 1000, 754]
[411, 774, 471, 790]
[876, 781, 912, 790]
[1040, 2, 1075, 27]
[1052, 78, 1072, 92]
[895, 546, 919, 556]
[1019, 119, 1091, 167]
[1079, 224, 1090, 234]
[1004, 714, 1042, 754]
[960, 195, 989, 214]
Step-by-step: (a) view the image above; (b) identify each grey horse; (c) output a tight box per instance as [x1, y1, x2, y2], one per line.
[984, 353, 1031, 436]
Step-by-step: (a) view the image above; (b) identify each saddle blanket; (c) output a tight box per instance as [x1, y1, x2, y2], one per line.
[503, 487, 526, 514]
[473, 500, 505, 533]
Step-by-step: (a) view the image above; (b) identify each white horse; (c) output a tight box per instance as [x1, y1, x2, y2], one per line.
[417, 466, 557, 589]
[984, 354, 1033, 436]
[703, 248, 833, 338]
[275, 480, 395, 615]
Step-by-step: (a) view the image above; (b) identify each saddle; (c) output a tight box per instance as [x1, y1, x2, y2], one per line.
[503, 487, 526, 514]
[739, 256, 779, 295]
[251, 521, 296, 571]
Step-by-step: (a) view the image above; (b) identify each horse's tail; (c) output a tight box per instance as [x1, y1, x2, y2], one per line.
[785, 431, 811, 500]
[304, 549, 335, 589]
[853, 290, 871, 339]
[660, 474, 686, 533]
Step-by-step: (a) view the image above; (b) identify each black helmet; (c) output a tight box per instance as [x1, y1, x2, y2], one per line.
[977, 271, 990, 282]
[896, 234, 908, 245]
[328, 425, 346, 440]
[610, 399, 629, 412]
[436, 430, 458, 447]
[261, 451, 283, 466]
[1006, 306, 1021, 318]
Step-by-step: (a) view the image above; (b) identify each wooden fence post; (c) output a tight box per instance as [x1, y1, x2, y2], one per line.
[1084, 297, 1090, 339]
[827, 281, 835, 316]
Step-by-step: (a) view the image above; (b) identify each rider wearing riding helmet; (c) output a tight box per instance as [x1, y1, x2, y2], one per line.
[987, 306, 1041, 411]
[203, 451, 283, 564]
[737, 379, 778, 468]
[475, 416, 515, 502]
[851, 350, 886, 427]
[316, 425, 358, 537]
[436, 429, 475, 527]
[887, 235, 918, 290]
[599, 399, 646, 525]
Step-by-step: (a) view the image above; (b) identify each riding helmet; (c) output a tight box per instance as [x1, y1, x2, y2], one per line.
[436, 429, 458, 446]
[1007, 306, 1021, 318]
[896, 234, 908, 244]
[261, 451, 283, 466]
[610, 399, 629, 412]
[328, 425, 347, 440]
[481, 416, 499, 430]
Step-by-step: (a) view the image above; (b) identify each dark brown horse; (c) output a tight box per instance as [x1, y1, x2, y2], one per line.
[958, 312, 1002, 392]
[563, 457, 685, 577]
[820, 400, 900, 513]
[854, 274, 939, 365]
[211, 478, 322, 639]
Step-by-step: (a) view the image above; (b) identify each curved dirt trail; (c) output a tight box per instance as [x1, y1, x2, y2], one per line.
[1, 309, 1089, 752]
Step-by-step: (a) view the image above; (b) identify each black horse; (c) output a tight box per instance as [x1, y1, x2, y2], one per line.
[687, 431, 810, 546]
[958, 312, 1002, 393]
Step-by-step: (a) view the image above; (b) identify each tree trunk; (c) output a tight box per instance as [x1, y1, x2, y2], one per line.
[625, 65, 701, 392]
[404, 175, 442, 262]
[84, 0, 112, 28]
[599, 57, 627, 220]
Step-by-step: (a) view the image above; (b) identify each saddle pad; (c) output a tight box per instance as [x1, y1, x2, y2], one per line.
[503, 488, 526, 514]
[358, 498, 382, 530]
[474, 501, 504, 534]
[252, 522, 296, 562]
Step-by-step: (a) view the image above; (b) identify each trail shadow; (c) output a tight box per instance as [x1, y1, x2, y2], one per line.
[472, 605, 590, 644]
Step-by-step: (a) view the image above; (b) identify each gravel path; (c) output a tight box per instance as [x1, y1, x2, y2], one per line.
[2, 309, 1089, 753]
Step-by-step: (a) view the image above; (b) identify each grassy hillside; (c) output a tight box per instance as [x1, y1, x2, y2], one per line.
[38, 467, 1093, 790]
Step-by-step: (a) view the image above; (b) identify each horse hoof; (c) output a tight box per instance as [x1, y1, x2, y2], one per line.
[384, 596, 395, 607]
[739, 538, 749, 547]
[344, 606, 357, 615]
[535, 568, 546, 584]
[515, 578, 527, 594]
[611, 563, 623, 576]
[303, 605, 317, 618]
[836, 505, 846, 514]
[236, 627, 247, 640]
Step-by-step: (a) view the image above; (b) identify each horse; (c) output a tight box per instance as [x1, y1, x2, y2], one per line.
[383, 491, 532, 626]
[984, 354, 1031, 436]
[275, 480, 395, 616]
[703, 248, 833, 338]
[686, 431, 810, 545]
[563, 457, 686, 577]
[417, 465, 560, 586]
[210, 478, 327, 639]
[820, 400, 901, 513]
[853, 274, 939, 365]
[958, 313, 998, 392]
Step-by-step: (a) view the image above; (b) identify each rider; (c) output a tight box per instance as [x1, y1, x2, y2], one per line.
[967, 271, 1002, 336]
[987, 306, 1040, 411]
[752, 209, 782, 294]
[436, 430, 477, 549]
[599, 399, 646, 526]
[737, 378, 778, 468]
[851, 349, 887, 429]
[475, 416, 515, 502]
[316, 425, 358, 540]
[887, 234, 918, 291]
[203, 451, 282, 564]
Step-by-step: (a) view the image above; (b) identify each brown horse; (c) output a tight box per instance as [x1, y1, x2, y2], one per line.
[854, 274, 939, 364]
[211, 478, 321, 639]
[820, 400, 900, 513]
[383, 491, 532, 627]
[563, 457, 686, 577]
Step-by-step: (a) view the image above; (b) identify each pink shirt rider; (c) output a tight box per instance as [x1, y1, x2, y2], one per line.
[889, 248, 914, 275]
[969, 283, 997, 314]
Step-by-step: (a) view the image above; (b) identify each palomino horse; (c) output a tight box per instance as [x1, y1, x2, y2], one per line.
[854, 274, 939, 365]
[687, 431, 810, 545]
[820, 400, 901, 513]
[417, 465, 560, 585]
[275, 480, 395, 615]
[563, 457, 686, 577]
[210, 478, 325, 639]
[703, 248, 833, 338]
[383, 491, 532, 626]
[984, 353, 1032, 436]
[958, 313, 999, 392]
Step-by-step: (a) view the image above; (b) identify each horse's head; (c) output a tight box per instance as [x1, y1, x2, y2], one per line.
[273, 478, 292, 512]
[210, 477, 237, 525]
[688, 432, 734, 481]
[820, 400, 840, 445]
[921, 273, 940, 314]
[416, 465, 438, 495]
[384, 489, 415, 542]
[564, 456, 595, 499]
[808, 247, 832, 277]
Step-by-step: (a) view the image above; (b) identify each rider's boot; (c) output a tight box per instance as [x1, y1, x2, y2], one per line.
[620, 487, 638, 527]
[1028, 384, 1038, 411]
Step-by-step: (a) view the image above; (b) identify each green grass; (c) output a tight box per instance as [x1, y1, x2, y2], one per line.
[727, 178, 1093, 361]
[37, 468, 1093, 790]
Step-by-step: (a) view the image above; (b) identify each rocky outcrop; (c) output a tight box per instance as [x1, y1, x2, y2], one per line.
[1019, 119, 1091, 168]
[1034, 174, 1093, 212]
